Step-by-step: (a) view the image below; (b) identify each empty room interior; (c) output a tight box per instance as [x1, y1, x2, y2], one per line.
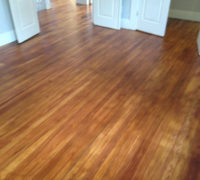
[0, 0, 200, 179]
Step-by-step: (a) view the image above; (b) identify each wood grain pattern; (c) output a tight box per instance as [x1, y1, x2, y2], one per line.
[0, 0, 200, 179]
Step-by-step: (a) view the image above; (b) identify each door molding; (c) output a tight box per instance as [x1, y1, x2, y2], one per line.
[121, 0, 138, 30]
[129, 0, 139, 30]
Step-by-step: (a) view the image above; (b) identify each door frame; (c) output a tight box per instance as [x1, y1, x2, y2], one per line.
[129, 0, 139, 30]
[121, 0, 138, 30]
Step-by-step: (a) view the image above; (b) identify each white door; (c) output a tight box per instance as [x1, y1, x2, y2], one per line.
[9, 0, 40, 43]
[93, 0, 122, 30]
[137, 0, 171, 36]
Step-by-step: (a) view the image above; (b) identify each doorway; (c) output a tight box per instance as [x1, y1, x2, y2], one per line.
[93, 0, 171, 37]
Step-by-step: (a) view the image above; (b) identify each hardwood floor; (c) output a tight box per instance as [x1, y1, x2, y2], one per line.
[0, 0, 200, 179]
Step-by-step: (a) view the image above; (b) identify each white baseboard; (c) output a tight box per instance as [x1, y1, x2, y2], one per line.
[198, 31, 200, 55]
[121, 19, 131, 29]
[76, 0, 90, 5]
[0, 30, 16, 47]
[121, 18, 137, 30]
[169, 9, 200, 22]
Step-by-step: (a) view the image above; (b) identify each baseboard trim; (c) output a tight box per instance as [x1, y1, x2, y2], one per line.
[0, 30, 16, 47]
[121, 18, 131, 29]
[169, 9, 200, 22]
[121, 18, 137, 30]
[76, 0, 90, 5]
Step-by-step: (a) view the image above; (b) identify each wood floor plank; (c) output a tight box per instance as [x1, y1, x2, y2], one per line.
[0, 0, 200, 179]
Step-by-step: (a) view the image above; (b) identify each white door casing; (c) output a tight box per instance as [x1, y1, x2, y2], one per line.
[121, 0, 138, 30]
[137, 0, 171, 36]
[9, 0, 40, 43]
[93, 0, 122, 30]
[129, 0, 139, 30]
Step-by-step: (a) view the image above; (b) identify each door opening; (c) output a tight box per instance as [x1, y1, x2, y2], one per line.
[92, 0, 171, 37]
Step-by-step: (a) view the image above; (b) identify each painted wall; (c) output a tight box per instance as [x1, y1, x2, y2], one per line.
[170, 0, 200, 21]
[0, 0, 14, 34]
[170, 0, 200, 12]
[0, 0, 16, 46]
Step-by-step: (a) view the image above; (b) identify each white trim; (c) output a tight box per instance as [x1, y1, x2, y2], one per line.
[169, 9, 200, 22]
[76, 0, 90, 5]
[129, 0, 139, 30]
[197, 31, 200, 55]
[121, 18, 137, 30]
[0, 30, 16, 47]
[45, 0, 51, 9]
[121, 19, 131, 29]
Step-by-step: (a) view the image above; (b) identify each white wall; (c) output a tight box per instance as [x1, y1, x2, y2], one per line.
[0, 0, 14, 33]
[0, 0, 16, 46]
[171, 0, 200, 12]
[170, 0, 200, 22]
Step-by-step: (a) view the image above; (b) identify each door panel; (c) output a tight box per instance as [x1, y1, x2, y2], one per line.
[137, 0, 171, 36]
[9, 0, 40, 43]
[93, 0, 122, 30]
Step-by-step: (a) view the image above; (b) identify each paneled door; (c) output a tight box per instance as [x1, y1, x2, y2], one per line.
[93, 0, 122, 30]
[137, 0, 171, 36]
[9, 0, 40, 43]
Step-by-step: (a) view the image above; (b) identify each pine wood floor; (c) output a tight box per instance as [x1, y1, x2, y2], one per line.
[0, 0, 200, 179]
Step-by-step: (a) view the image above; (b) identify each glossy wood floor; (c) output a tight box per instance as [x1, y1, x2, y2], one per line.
[0, 1, 200, 179]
